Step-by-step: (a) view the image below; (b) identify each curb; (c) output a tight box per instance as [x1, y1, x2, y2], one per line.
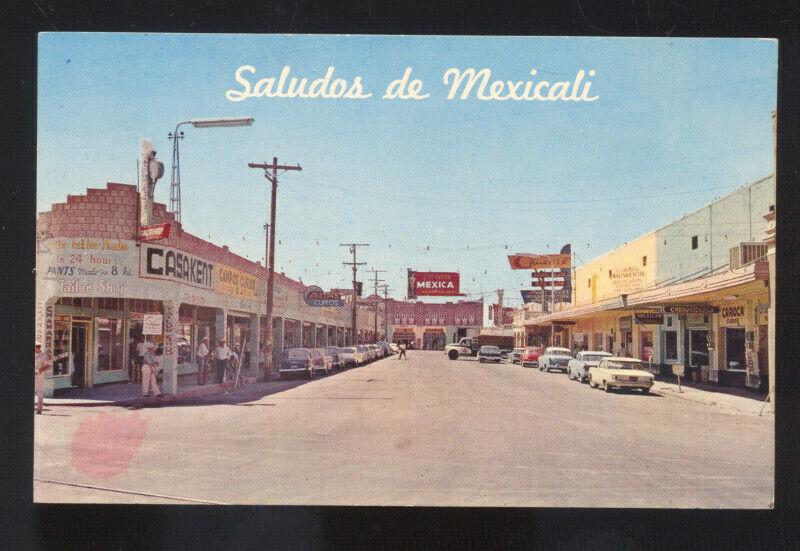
[45, 376, 259, 408]
[655, 385, 771, 415]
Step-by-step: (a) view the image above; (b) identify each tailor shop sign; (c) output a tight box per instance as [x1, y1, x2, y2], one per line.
[140, 245, 214, 290]
[38, 238, 136, 295]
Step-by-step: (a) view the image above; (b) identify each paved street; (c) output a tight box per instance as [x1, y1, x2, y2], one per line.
[34, 351, 773, 507]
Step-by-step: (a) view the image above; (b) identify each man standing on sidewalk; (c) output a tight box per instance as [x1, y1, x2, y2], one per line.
[196, 337, 210, 384]
[214, 339, 236, 383]
[141, 341, 162, 397]
[34, 342, 49, 414]
[135, 335, 149, 382]
[398, 342, 407, 360]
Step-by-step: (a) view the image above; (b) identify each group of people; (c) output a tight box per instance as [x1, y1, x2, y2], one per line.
[196, 337, 241, 385]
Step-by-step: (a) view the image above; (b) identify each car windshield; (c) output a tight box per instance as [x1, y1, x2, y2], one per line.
[481, 346, 500, 352]
[286, 349, 308, 358]
[547, 348, 570, 355]
[583, 354, 610, 362]
[603, 360, 642, 370]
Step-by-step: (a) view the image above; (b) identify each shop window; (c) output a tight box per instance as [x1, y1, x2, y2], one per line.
[178, 324, 193, 365]
[96, 318, 124, 371]
[691, 235, 698, 250]
[662, 330, 678, 361]
[666, 316, 673, 327]
[53, 316, 71, 376]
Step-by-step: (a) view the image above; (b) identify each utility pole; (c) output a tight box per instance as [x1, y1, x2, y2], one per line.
[263, 223, 270, 267]
[368, 268, 386, 341]
[341, 243, 368, 345]
[248, 158, 302, 380]
[379, 284, 390, 341]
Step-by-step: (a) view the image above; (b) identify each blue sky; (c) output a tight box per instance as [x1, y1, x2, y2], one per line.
[38, 34, 777, 307]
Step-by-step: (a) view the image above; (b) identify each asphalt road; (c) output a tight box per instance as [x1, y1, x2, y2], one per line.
[34, 351, 773, 507]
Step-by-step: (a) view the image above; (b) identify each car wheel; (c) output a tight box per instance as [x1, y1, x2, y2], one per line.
[604, 381, 612, 392]
[642, 387, 651, 394]
[448, 349, 459, 360]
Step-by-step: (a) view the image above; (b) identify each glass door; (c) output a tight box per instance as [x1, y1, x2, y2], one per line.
[70, 319, 91, 387]
[689, 330, 709, 368]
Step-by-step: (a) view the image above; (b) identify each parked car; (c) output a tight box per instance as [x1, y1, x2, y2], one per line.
[538, 347, 573, 372]
[588, 356, 654, 393]
[355, 345, 370, 364]
[309, 348, 332, 375]
[478, 345, 502, 363]
[567, 350, 613, 382]
[509, 348, 524, 364]
[325, 346, 342, 370]
[499, 349, 512, 359]
[377, 341, 392, 356]
[338, 347, 358, 367]
[520, 346, 544, 368]
[389, 343, 400, 354]
[280, 347, 313, 379]
[370, 344, 383, 359]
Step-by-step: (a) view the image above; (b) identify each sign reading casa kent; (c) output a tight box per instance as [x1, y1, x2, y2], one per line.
[407, 270, 461, 298]
[140, 244, 214, 289]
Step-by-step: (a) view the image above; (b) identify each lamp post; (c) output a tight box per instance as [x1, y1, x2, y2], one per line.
[168, 117, 254, 224]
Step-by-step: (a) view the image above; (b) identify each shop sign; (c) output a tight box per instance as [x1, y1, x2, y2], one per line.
[508, 253, 571, 270]
[619, 316, 632, 331]
[215, 264, 257, 299]
[139, 223, 171, 242]
[634, 312, 664, 325]
[663, 304, 719, 315]
[39, 238, 136, 296]
[142, 313, 163, 335]
[407, 270, 461, 298]
[521, 288, 572, 303]
[140, 244, 214, 289]
[304, 285, 345, 307]
[721, 304, 745, 325]
[609, 265, 646, 294]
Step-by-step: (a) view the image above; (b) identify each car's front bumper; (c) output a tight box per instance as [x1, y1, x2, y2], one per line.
[610, 379, 653, 389]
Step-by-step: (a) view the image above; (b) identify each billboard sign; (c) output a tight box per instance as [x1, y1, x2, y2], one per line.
[521, 287, 572, 304]
[303, 285, 345, 307]
[508, 244, 572, 270]
[407, 270, 461, 298]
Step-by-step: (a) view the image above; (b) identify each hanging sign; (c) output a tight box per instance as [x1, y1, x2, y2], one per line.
[634, 312, 664, 325]
[142, 313, 163, 335]
[139, 223, 171, 242]
[509, 253, 570, 270]
[304, 285, 345, 307]
[663, 304, 719, 315]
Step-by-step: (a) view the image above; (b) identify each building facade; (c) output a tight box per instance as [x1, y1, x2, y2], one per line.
[35, 182, 375, 397]
[384, 298, 483, 350]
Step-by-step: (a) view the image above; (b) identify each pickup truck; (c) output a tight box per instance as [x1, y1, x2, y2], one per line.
[445, 334, 515, 360]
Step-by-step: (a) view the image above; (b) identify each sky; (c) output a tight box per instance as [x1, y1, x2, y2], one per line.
[37, 34, 777, 309]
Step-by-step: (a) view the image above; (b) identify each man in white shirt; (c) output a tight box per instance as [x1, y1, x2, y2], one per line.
[135, 335, 149, 382]
[35, 342, 50, 414]
[214, 339, 238, 383]
[196, 337, 210, 384]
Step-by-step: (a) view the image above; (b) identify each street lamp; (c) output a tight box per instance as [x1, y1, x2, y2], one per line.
[168, 116, 254, 223]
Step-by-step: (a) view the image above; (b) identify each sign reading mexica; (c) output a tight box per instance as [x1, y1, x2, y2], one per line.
[304, 286, 345, 307]
[407, 270, 461, 298]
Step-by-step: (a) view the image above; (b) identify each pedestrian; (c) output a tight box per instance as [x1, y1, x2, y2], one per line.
[196, 337, 210, 384]
[135, 335, 148, 382]
[398, 342, 407, 360]
[141, 341, 162, 397]
[214, 339, 237, 383]
[34, 342, 49, 414]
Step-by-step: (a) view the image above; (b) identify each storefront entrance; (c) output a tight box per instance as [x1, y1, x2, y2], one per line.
[71, 318, 91, 388]
[689, 330, 710, 370]
[725, 327, 746, 370]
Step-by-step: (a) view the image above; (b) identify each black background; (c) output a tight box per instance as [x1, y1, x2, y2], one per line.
[3, 1, 799, 549]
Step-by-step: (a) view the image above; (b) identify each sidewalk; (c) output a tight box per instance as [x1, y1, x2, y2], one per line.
[46, 373, 259, 408]
[653, 379, 772, 415]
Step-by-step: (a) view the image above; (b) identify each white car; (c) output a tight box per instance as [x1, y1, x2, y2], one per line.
[355, 345, 370, 364]
[589, 357, 655, 393]
[538, 346, 573, 372]
[568, 350, 613, 383]
[338, 347, 358, 367]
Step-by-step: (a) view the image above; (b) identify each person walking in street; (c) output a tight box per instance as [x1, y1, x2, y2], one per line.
[196, 337, 210, 385]
[398, 342, 407, 360]
[141, 341, 162, 397]
[214, 339, 237, 383]
[34, 342, 49, 414]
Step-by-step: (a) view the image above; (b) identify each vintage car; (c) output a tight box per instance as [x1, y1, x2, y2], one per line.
[520, 346, 545, 368]
[537, 347, 573, 372]
[280, 347, 313, 379]
[309, 348, 332, 375]
[355, 345, 370, 364]
[588, 356, 655, 393]
[567, 350, 613, 382]
[509, 347, 524, 364]
[338, 347, 358, 367]
[324, 346, 342, 370]
[477, 345, 502, 363]
[389, 343, 400, 354]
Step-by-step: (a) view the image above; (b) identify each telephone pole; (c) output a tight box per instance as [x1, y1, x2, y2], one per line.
[248, 158, 302, 380]
[368, 268, 386, 341]
[341, 243, 368, 345]
[379, 284, 390, 341]
[263, 223, 270, 267]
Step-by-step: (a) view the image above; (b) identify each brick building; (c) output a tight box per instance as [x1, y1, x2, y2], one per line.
[384, 298, 483, 350]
